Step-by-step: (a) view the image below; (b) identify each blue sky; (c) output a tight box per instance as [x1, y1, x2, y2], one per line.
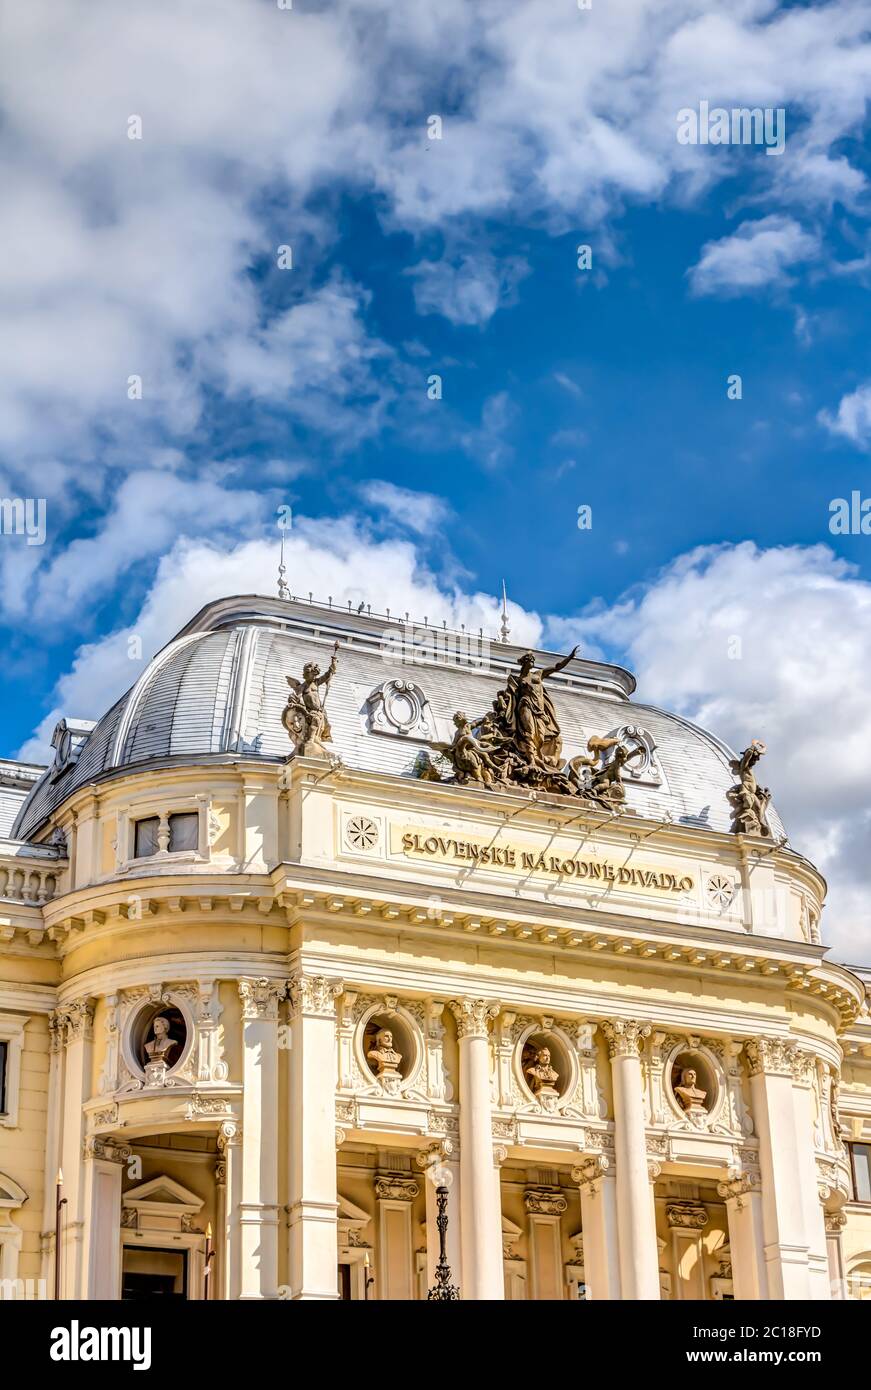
[2, 0, 871, 955]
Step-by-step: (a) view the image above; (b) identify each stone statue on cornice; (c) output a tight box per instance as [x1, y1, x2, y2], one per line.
[282, 641, 340, 758]
[727, 740, 771, 837]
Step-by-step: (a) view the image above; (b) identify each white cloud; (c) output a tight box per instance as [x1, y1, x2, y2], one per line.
[407, 249, 529, 327]
[2, 0, 869, 470]
[818, 382, 871, 448]
[550, 541, 871, 961]
[688, 215, 820, 296]
[359, 480, 451, 533]
[460, 391, 518, 470]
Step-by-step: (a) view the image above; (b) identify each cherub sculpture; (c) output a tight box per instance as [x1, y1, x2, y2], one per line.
[435, 712, 500, 786]
[568, 735, 641, 809]
[727, 739, 771, 837]
[282, 642, 340, 758]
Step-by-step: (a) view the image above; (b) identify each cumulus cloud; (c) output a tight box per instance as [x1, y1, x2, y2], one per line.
[359, 480, 451, 533]
[550, 541, 871, 961]
[2, 0, 869, 470]
[407, 248, 529, 327]
[818, 382, 871, 448]
[688, 215, 821, 296]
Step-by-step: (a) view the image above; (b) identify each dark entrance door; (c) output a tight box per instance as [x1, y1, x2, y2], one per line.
[122, 1247, 188, 1300]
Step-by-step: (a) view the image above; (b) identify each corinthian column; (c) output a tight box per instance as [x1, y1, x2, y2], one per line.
[286, 973, 343, 1300]
[238, 978, 284, 1298]
[449, 998, 504, 1300]
[602, 1019, 660, 1300]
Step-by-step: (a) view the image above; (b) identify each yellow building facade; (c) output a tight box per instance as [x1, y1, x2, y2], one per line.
[1, 592, 870, 1301]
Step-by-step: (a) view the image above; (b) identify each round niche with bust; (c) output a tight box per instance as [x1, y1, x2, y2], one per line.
[361, 1012, 418, 1095]
[668, 1048, 720, 1125]
[132, 1004, 189, 1076]
[518, 1029, 573, 1112]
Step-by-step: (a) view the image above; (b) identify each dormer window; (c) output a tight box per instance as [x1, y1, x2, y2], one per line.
[133, 811, 200, 859]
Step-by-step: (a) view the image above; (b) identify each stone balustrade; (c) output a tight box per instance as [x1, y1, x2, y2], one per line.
[0, 842, 66, 905]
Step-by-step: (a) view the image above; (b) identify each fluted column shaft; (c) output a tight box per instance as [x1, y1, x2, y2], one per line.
[450, 998, 504, 1300]
[287, 973, 343, 1300]
[603, 1020, 660, 1300]
[238, 978, 283, 1298]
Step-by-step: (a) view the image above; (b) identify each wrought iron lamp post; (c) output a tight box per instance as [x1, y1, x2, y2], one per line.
[427, 1185, 460, 1300]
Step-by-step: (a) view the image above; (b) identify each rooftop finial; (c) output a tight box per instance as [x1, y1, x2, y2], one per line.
[277, 517, 289, 600]
[500, 579, 510, 643]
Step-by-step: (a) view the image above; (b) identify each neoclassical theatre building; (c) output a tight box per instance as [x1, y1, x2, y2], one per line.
[1, 591, 870, 1302]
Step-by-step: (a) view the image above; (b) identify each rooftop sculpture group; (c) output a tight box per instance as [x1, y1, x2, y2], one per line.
[280, 641, 776, 832]
[432, 648, 643, 810]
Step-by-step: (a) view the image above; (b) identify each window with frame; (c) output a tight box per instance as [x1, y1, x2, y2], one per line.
[850, 1142, 871, 1204]
[0, 1038, 7, 1114]
[132, 812, 199, 859]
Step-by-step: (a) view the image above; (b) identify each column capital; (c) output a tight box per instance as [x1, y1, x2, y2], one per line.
[286, 973, 344, 1019]
[218, 1119, 242, 1151]
[824, 1209, 847, 1234]
[374, 1174, 420, 1202]
[744, 1036, 800, 1078]
[717, 1171, 761, 1206]
[571, 1155, 611, 1190]
[666, 1200, 708, 1230]
[601, 1018, 651, 1058]
[416, 1139, 455, 1171]
[524, 1186, 568, 1217]
[57, 998, 95, 1044]
[82, 1136, 132, 1165]
[239, 977, 285, 1021]
[449, 997, 501, 1040]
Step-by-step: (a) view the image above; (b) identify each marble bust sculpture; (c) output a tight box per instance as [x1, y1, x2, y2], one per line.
[367, 1027, 403, 1088]
[673, 1066, 707, 1115]
[144, 1015, 178, 1067]
[525, 1045, 560, 1105]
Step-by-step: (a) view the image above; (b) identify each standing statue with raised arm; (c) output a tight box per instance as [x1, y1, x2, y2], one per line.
[282, 641, 340, 758]
[500, 646, 579, 769]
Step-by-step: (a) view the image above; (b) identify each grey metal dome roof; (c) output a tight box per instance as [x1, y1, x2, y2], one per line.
[12, 595, 786, 843]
